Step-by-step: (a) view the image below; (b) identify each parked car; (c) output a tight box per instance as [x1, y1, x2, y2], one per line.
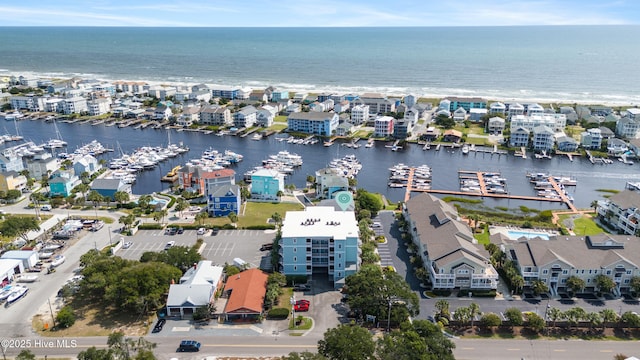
[211, 227, 219, 236]
[177, 227, 184, 234]
[40, 204, 52, 211]
[294, 299, 310, 312]
[197, 227, 207, 235]
[122, 241, 133, 249]
[293, 284, 310, 292]
[165, 227, 177, 235]
[152, 318, 166, 333]
[164, 241, 175, 250]
[260, 243, 273, 251]
[177, 340, 201, 352]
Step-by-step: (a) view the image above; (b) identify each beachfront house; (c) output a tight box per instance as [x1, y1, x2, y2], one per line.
[403, 193, 498, 290]
[279, 206, 360, 289]
[250, 168, 284, 201]
[166, 261, 224, 318]
[506, 234, 640, 297]
[233, 106, 257, 129]
[438, 99, 451, 112]
[404, 94, 417, 108]
[580, 128, 603, 150]
[556, 135, 579, 152]
[560, 106, 579, 124]
[532, 126, 555, 151]
[256, 105, 276, 127]
[506, 102, 525, 119]
[404, 107, 419, 125]
[445, 97, 487, 112]
[510, 114, 567, 132]
[154, 104, 172, 121]
[207, 184, 241, 217]
[510, 127, 530, 148]
[596, 189, 640, 236]
[487, 116, 505, 134]
[616, 116, 640, 139]
[177, 106, 201, 127]
[211, 88, 239, 100]
[199, 105, 231, 126]
[374, 116, 394, 138]
[355, 93, 395, 114]
[270, 90, 289, 102]
[10, 95, 39, 111]
[489, 102, 506, 115]
[625, 108, 640, 120]
[287, 112, 339, 137]
[526, 103, 544, 116]
[469, 108, 487, 122]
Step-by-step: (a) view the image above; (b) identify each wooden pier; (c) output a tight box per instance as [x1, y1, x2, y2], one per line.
[404, 168, 574, 208]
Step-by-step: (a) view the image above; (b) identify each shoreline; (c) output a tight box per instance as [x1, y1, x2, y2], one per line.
[2, 70, 638, 108]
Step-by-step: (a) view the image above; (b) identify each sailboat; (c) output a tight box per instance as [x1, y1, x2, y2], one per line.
[43, 119, 68, 149]
[11, 117, 23, 141]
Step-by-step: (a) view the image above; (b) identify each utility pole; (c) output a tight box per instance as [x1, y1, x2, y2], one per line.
[48, 297, 57, 329]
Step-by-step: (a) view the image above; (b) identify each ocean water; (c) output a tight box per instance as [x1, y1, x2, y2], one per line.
[1, 26, 639, 104]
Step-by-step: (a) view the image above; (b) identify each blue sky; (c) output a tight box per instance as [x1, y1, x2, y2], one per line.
[0, 0, 637, 27]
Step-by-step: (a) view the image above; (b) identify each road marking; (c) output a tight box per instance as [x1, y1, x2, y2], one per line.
[553, 349, 566, 352]
[203, 344, 314, 348]
[506, 348, 520, 351]
[460, 347, 474, 350]
[600, 350, 613, 353]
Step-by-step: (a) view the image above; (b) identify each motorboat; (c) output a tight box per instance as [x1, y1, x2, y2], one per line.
[0, 286, 13, 301]
[6, 285, 28, 305]
[16, 275, 38, 283]
[51, 255, 66, 268]
[462, 144, 470, 154]
[39, 251, 54, 259]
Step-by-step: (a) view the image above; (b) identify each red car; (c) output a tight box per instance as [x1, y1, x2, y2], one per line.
[294, 299, 310, 312]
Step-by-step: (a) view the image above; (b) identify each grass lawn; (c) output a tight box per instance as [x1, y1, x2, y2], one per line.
[465, 137, 489, 146]
[289, 316, 313, 331]
[369, 192, 397, 210]
[268, 123, 288, 131]
[474, 227, 490, 245]
[239, 202, 304, 228]
[274, 115, 288, 122]
[277, 287, 294, 309]
[571, 215, 605, 235]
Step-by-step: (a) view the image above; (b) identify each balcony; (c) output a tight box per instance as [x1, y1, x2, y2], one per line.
[522, 272, 539, 278]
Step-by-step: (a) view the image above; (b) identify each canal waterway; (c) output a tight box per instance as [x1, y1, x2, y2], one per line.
[6, 120, 640, 209]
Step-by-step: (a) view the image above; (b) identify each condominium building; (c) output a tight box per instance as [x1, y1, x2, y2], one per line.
[350, 104, 369, 125]
[287, 112, 339, 137]
[596, 189, 640, 236]
[199, 106, 231, 126]
[374, 116, 394, 138]
[279, 206, 360, 288]
[510, 113, 567, 132]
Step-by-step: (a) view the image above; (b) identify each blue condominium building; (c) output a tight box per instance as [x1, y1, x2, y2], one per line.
[279, 207, 360, 289]
[287, 112, 339, 137]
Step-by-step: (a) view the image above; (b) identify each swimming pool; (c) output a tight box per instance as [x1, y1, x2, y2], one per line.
[507, 230, 550, 240]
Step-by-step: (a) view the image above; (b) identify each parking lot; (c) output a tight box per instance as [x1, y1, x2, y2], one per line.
[116, 229, 277, 268]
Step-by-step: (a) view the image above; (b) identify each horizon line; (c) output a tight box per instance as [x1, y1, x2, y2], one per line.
[0, 24, 636, 28]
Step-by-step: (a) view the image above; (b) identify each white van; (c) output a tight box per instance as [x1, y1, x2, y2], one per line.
[41, 204, 52, 211]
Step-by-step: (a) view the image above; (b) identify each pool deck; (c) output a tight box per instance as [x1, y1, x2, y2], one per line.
[490, 226, 559, 240]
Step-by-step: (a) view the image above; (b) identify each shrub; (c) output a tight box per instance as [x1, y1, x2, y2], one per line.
[480, 313, 502, 328]
[138, 223, 163, 230]
[56, 305, 76, 328]
[458, 289, 496, 297]
[268, 307, 290, 319]
[245, 224, 276, 230]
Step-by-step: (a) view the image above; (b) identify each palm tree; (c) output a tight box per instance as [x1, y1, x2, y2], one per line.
[585, 312, 602, 332]
[271, 212, 282, 229]
[547, 307, 562, 328]
[435, 299, 450, 320]
[599, 309, 619, 331]
[195, 211, 208, 226]
[566, 276, 585, 297]
[468, 302, 480, 328]
[590, 200, 599, 214]
[511, 275, 524, 295]
[531, 280, 549, 296]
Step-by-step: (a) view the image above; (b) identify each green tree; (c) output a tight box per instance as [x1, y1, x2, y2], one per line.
[78, 347, 115, 360]
[453, 306, 471, 326]
[87, 190, 104, 208]
[137, 194, 153, 211]
[468, 302, 480, 328]
[228, 211, 238, 225]
[15, 350, 36, 360]
[566, 276, 585, 296]
[630, 276, 640, 297]
[318, 324, 375, 360]
[600, 308, 619, 330]
[511, 275, 524, 295]
[547, 307, 563, 328]
[0, 216, 40, 242]
[107, 331, 157, 360]
[56, 305, 76, 328]
[435, 299, 450, 320]
[119, 214, 136, 231]
[174, 198, 188, 218]
[271, 212, 283, 228]
[114, 191, 130, 207]
[590, 200, 599, 213]
[526, 313, 545, 333]
[5, 189, 22, 202]
[480, 313, 502, 328]
[620, 311, 640, 332]
[531, 280, 549, 296]
[585, 311, 602, 331]
[355, 189, 383, 216]
[345, 264, 420, 325]
[594, 274, 616, 295]
[564, 307, 586, 329]
[195, 211, 208, 225]
[504, 307, 523, 326]
[282, 351, 327, 360]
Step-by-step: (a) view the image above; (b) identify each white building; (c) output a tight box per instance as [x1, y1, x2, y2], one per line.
[350, 104, 370, 125]
[166, 261, 224, 318]
[87, 98, 112, 116]
[374, 116, 394, 138]
[510, 114, 566, 132]
[62, 97, 88, 115]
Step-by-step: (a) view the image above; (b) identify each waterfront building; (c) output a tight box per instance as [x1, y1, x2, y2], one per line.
[87, 98, 112, 116]
[10, 95, 39, 111]
[607, 138, 629, 156]
[256, 105, 276, 127]
[438, 99, 451, 112]
[199, 105, 231, 126]
[506, 102, 525, 118]
[532, 126, 555, 151]
[250, 168, 284, 201]
[625, 108, 640, 120]
[489, 102, 506, 115]
[404, 107, 419, 125]
[421, 126, 441, 141]
[527, 103, 544, 116]
[335, 122, 353, 137]
[560, 106, 579, 123]
[590, 105, 613, 117]
[350, 104, 369, 125]
[0, 148, 25, 173]
[166, 261, 223, 318]
[292, 92, 308, 103]
[177, 106, 201, 127]
[510, 113, 567, 132]
[49, 169, 79, 198]
[506, 234, 640, 297]
[510, 127, 530, 148]
[18, 76, 39, 87]
[487, 116, 506, 134]
[443, 129, 462, 143]
[211, 87, 239, 100]
[249, 89, 268, 103]
[62, 97, 89, 115]
[436, 108, 451, 118]
[317, 93, 333, 103]
[73, 154, 100, 176]
[374, 116, 394, 138]
[23, 151, 58, 180]
[599, 126, 615, 140]
[556, 135, 579, 152]
[90, 178, 131, 199]
[616, 116, 640, 139]
[0, 171, 27, 193]
[315, 168, 349, 199]
[287, 112, 339, 137]
[596, 190, 640, 236]
[284, 103, 301, 115]
[153, 104, 172, 121]
[334, 100, 350, 113]
[444, 96, 487, 112]
[279, 206, 360, 289]
[403, 193, 498, 290]
[580, 128, 603, 150]
[393, 119, 412, 139]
